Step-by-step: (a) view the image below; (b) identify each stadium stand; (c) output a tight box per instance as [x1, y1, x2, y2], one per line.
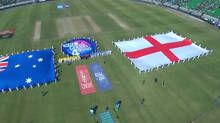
[0, 0, 16, 6]
[0, 0, 33, 10]
[203, 0, 220, 18]
[170, 0, 220, 17]
[185, 0, 204, 9]
[138, 0, 220, 29]
[183, 0, 220, 18]
[0, 0, 56, 10]
[0, 0, 31, 6]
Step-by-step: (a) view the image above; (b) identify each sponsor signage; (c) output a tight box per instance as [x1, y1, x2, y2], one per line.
[0, 29, 16, 39]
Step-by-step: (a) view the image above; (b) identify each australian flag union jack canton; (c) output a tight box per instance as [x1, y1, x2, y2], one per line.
[0, 49, 56, 91]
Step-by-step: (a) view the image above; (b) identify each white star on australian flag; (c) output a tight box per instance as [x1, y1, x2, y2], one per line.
[14, 64, 20, 68]
[38, 58, 43, 62]
[25, 78, 32, 84]
[28, 55, 33, 58]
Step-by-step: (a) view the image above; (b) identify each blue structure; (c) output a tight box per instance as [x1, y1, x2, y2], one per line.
[64, 4, 70, 8]
[99, 111, 115, 123]
[57, 4, 63, 9]
[62, 38, 97, 57]
[90, 62, 113, 91]
[0, 49, 56, 92]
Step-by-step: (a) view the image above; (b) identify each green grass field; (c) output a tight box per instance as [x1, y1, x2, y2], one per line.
[0, 0, 220, 123]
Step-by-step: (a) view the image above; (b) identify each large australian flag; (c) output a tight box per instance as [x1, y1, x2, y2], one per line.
[0, 49, 56, 91]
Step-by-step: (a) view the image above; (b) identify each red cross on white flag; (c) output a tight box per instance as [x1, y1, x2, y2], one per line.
[114, 32, 210, 71]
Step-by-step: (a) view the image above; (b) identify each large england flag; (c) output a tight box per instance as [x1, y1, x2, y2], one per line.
[114, 32, 211, 71]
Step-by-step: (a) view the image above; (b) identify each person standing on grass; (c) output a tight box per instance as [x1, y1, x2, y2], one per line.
[163, 80, 166, 87]
[106, 106, 109, 111]
[141, 98, 145, 104]
[154, 77, 158, 83]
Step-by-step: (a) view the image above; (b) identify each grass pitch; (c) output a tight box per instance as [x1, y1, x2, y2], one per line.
[0, 0, 220, 123]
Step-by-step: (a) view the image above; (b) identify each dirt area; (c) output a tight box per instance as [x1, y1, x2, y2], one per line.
[33, 21, 41, 41]
[107, 13, 129, 30]
[165, 8, 204, 23]
[56, 17, 89, 38]
[84, 15, 101, 33]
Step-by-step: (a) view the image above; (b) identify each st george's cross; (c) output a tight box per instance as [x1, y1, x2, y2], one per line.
[114, 32, 210, 71]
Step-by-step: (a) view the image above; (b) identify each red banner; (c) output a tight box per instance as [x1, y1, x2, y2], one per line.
[75, 65, 96, 95]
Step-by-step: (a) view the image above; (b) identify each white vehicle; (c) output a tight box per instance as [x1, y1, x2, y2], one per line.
[204, 18, 208, 21]
[38, 0, 46, 2]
